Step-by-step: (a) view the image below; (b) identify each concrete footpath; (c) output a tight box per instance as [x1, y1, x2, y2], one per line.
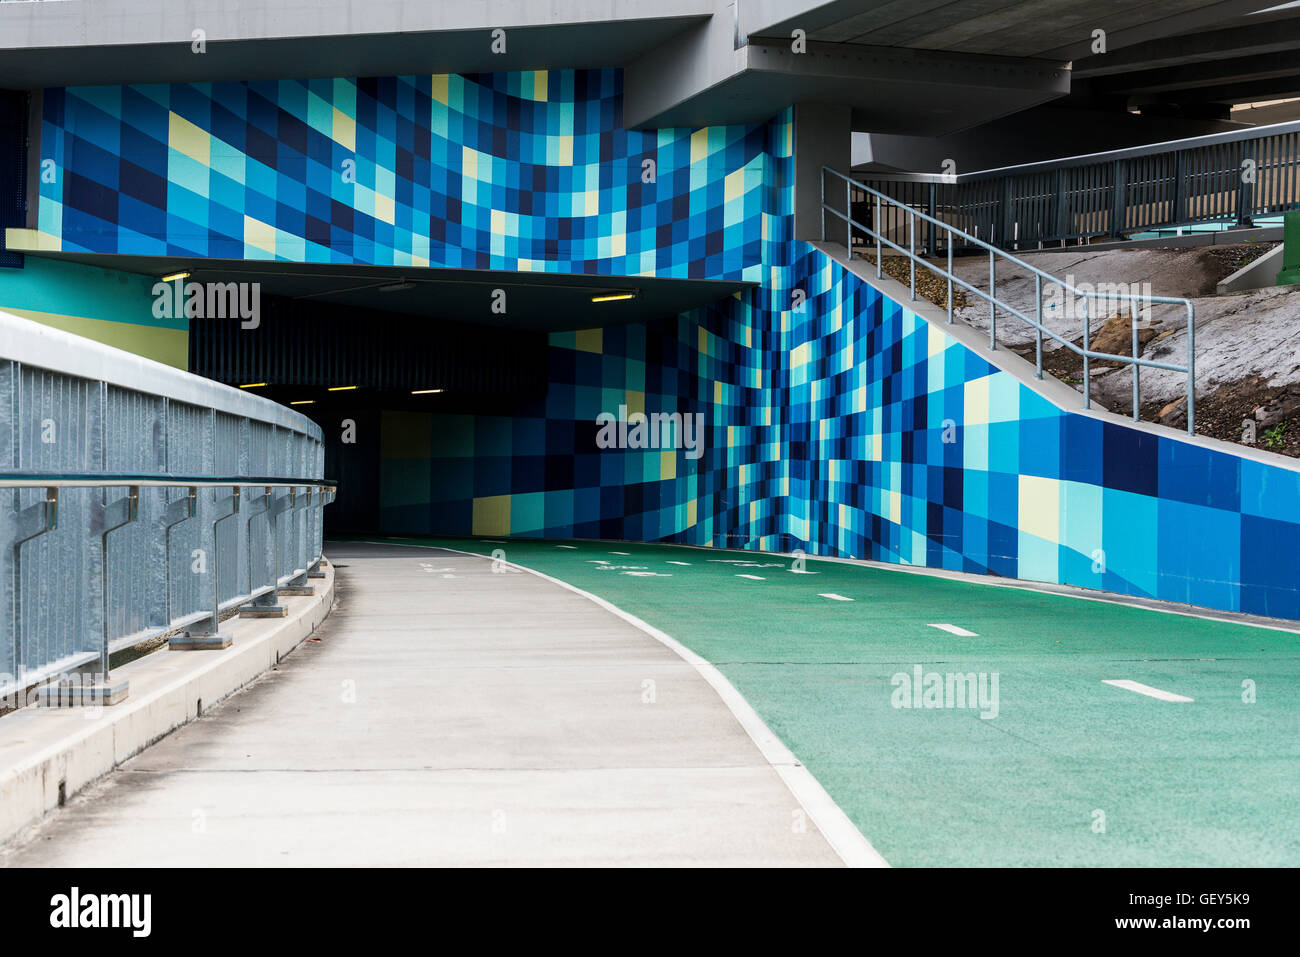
[1, 543, 842, 867]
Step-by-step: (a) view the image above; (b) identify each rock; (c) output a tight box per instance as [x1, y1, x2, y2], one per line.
[1089, 314, 1161, 357]
[1157, 397, 1187, 428]
[1253, 392, 1300, 429]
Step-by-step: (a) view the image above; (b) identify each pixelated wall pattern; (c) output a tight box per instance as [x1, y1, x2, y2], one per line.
[381, 109, 796, 552]
[37, 70, 769, 282]
[786, 249, 1300, 621]
[397, 239, 1300, 620]
[30, 67, 1300, 620]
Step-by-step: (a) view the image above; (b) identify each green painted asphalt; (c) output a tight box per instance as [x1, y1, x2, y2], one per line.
[357, 536, 1300, 867]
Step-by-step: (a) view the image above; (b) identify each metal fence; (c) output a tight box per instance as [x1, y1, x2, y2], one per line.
[822, 167, 1197, 434]
[855, 119, 1300, 251]
[0, 311, 333, 703]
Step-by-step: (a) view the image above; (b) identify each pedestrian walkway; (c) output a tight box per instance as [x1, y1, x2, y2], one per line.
[1, 542, 842, 867]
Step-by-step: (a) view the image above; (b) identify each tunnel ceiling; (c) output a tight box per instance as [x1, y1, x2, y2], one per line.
[21, 252, 752, 333]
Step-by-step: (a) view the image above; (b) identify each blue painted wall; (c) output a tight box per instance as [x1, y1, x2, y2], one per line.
[26, 68, 1300, 619]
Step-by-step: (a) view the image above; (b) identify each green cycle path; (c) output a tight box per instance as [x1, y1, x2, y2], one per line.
[371, 535, 1300, 867]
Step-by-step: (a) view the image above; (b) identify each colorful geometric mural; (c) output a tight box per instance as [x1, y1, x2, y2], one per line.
[395, 241, 1300, 621]
[26, 67, 1300, 621]
[37, 70, 771, 282]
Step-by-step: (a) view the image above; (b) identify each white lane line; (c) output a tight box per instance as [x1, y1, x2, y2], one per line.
[819, 593, 854, 602]
[556, 545, 577, 549]
[928, 623, 978, 637]
[789, 569, 819, 575]
[737, 574, 766, 580]
[667, 561, 692, 565]
[402, 542, 888, 869]
[610, 551, 631, 555]
[1103, 679, 1194, 703]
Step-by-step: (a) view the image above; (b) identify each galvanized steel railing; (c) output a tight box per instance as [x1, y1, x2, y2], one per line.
[856, 120, 1300, 251]
[1, 311, 332, 704]
[822, 167, 1197, 434]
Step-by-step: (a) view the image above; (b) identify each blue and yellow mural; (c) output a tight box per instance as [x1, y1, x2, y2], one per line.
[37, 70, 771, 282]
[26, 68, 1300, 620]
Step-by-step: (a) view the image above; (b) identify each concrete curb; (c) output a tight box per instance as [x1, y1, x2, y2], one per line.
[1217, 243, 1285, 293]
[0, 564, 335, 847]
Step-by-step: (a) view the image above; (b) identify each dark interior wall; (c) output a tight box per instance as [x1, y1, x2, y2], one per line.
[0, 89, 27, 268]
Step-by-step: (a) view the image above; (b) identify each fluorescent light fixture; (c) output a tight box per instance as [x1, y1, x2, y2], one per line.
[161, 271, 191, 283]
[591, 291, 637, 303]
[411, 388, 444, 395]
[379, 280, 415, 293]
[327, 385, 358, 392]
[290, 400, 316, 406]
[238, 382, 267, 389]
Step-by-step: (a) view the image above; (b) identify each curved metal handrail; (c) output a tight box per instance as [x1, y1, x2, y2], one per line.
[821, 166, 1196, 434]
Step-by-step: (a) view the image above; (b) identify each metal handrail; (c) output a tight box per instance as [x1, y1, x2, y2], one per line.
[867, 119, 1300, 183]
[856, 120, 1300, 249]
[0, 474, 338, 489]
[822, 166, 1196, 434]
[2, 473, 336, 704]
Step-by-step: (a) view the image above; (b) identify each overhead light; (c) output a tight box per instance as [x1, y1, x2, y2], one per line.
[239, 382, 267, 389]
[327, 385, 358, 392]
[290, 400, 316, 406]
[161, 271, 191, 283]
[379, 280, 415, 293]
[411, 389, 444, 395]
[592, 291, 637, 303]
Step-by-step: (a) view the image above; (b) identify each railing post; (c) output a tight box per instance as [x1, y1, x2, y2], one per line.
[173, 485, 239, 650]
[10, 488, 58, 685]
[875, 194, 882, 278]
[1172, 149, 1187, 225]
[244, 486, 290, 618]
[41, 486, 138, 707]
[947, 234, 954, 323]
[1081, 297, 1091, 409]
[1186, 303, 1196, 435]
[1054, 169, 1070, 245]
[1131, 298, 1141, 421]
[1110, 160, 1127, 240]
[161, 486, 197, 624]
[845, 176, 853, 253]
[1035, 274, 1043, 378]
[820, 167, 825, 244]
[308, 485, 330, 579]
[909, 212, 916, 301]
[281, 487, 314, 594]
[927, 182, 937, 255]
[1000, 177, 1015, 250]
[1236, 140, 1256, 228]
[988, 250, 996, 349]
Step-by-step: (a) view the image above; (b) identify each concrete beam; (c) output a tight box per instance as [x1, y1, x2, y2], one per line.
[1073, 12, 1300, 79]
[1097, 49, 1300, 95]
[737, 0, 872, 43]
[627, 35, 1069, 134]
[0, 0, 709, 86]
[794, 103, 851, 242]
